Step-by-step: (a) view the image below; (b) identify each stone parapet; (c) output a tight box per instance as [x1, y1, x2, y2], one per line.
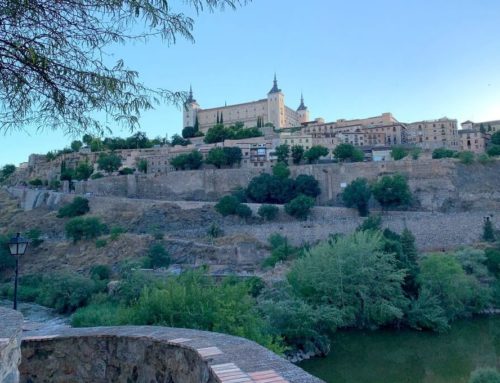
[0, 307, 23, 383]
[21, 326, 324, 383]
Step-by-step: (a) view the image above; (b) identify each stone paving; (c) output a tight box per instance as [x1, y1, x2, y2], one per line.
[22, 326, 324, 383]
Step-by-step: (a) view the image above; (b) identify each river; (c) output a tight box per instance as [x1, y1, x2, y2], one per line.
[0, 299, 69, 332]
[298, 317, 500, 383]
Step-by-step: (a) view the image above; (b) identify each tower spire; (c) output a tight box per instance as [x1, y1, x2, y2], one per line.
[186, 84, 196, 104]
[269, 73, 281, 94]
[297, 92, 307, 111]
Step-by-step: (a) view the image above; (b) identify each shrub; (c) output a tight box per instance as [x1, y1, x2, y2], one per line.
[90, 265, 111, 281]
[95, 238, 107, 248]
[432, 147, 456, 159]
[215, 195, 240, 216]
[110, 226, 126, 240]
[391, 147, 408, 160]
[146, 243, 170, 269]
[0, 234, 16, 271]
[304, 145, 329, 164]
[207, 223, 224, 238]
[26, 228, 43, 247]
[372, 174, 412, 210]
[57, 197, 90, 218]
[468, 368, 500, 383]
[258, 204, 279, 221]
[487, 145, 500, 157]
[410, 148, 422, 160]
[458, 151, 475, 164]
[485, 247, 500, 277]
[333, 143, 364, 162]
[294, 174, 321, 198]
[235, 203, 252, 219]
[90, 172, 104, 179]
[262, 234, 299, 268]
[29, 178, 43, 186]
[284, 195, 315, 220]
[170, 150, 203, 170]
[356, 215, 382, 232]
[49, 180, 61, 190]
[118, 167, 134, 175]
[342, 178, 372, 216]
[137, 159, 148, 173]
[272, 162, 290, 179]
[98, 153, 122, 173]
[483, 219, 496, 242]
[65, 216, 107, 242]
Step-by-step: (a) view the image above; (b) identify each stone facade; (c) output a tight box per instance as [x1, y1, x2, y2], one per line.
[406, 117, 459, 150]
[0, 308, 23, 383]
[183, 76, 310, 132]
[458, 129, 488, 153]
[21, 327, 323, 383]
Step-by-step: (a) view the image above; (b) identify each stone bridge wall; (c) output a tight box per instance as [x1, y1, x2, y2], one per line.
[21, 326, 323, 383]
[0, 308, 23, 383]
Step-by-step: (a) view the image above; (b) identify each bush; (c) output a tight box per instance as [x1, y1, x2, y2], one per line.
[0, 234, 16, 271]
[468, 368, 500, 383]
[304, 145, 329, 164]
[485, 247, 500, 277]
[235, 203, 252, 219]
[432, 147, 456, 159]
[146, 243, 170, 269]
[294, 174, 321, 198]
[487, 145, 500, 157]
[118, 167, 134, 175]
[478, 154, 493, 164]
[458, 151, 475, 164]
[410, 148, 422, 160]
[258, 204, 279, 221]
[391, 147, 408, 160]
[65, 216, 107, 242]
[57, 197, 90, 218]
[262, 234, 300, 268]
[170, 150, 203, 170]
[90, 172, 104, 179]
[215, 195, 240, 216]
[90, 265, 111, 281]
[26, 228, 43, 247]
[342, 178, 372, 216]
[356, 215, 382, 232]
[285, 195, 315, 220]
[333, 143, 364, 162]
[207, 223, 224, 238]
[272, 162, 290, 179]
[29, 178, 43, 186]
[95, 238, 107, 248]
[98, 153, 122, 173]
[110, 226, 126, 240]
[372, 174, 412, 210]
[483, 219, 496, 242]
[49, 179, 61, 190]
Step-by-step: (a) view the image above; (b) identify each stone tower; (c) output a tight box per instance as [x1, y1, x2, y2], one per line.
[267, 74, 285, 129]
[183, 85, 200, 128]
[297, 93, 309, 124]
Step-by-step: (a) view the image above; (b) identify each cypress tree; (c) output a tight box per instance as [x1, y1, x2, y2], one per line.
[194, 115, 199, 132]
[483, 219, 496, 242]
[220, 111, 224, 124]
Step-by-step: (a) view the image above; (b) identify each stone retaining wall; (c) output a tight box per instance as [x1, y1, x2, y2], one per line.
[21, 326, 323, 383]
[0, 307, 23, 383]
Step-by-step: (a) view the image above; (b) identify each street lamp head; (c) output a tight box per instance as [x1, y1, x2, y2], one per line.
[9, 233, 28, 257]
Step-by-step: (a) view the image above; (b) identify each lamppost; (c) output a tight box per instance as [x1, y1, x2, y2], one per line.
[9, 233, 28, 310]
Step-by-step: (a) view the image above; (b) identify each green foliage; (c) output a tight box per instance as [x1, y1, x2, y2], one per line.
[333, 143, 364, 162]
[304, 145, 329, 163]
[483, 219, 496, 242]
[29, 178, 43, 186]
[71, 140, 83, 152]
[95, 238, 107, 248]
[405, 289, 449, 332]
[410, 148, 422, 160]
[262, 234, 300, 268]
[74, 161, 94, 180]
[258, 204, 279, 221]
[0, 164, 16, 181]
[207, 223, 224, 239]
[203, 123, 262, 144]
[391, 147, 408, 160]
[90, 265, 111, 281]
[356, 215, 382, 232]
[432, 147, 456, 159]
[97, 153, 122, 173]
[171, 133, 191, 146]
[491, 132, 500, 145]
[291, 145, 305, 165]
[487, 145, 500, 157]
[26, 228, 43, 247]
[458, 151, 475, 164]
[468, 368, 500, 383]
[65, 216, 107, 242]
[372, 174, 412, 209]
[118, 167, 134, 175]
[284, 195, 315, 220]
[342, 177, 372, 216]
[182, 126, 197, 139]
[485, 247, 500, 277]
[235, 203, 252, 219]
[205, 147, 242, 168]
[169, 150, 202, 170]
[274, 144, 290, 164]
[272, 162, 290, 179]
[110, 226, 125, 241]
[215, 195, 240, 216]
[288, 231, 408, 329]
[478, 154, 493, 164]
[90, 172, 104, 179]
[49, 179, 61, 190]
[137, 159, 148, 173]
[0, 234, 16, 271]
[231, 187, 247, 203]
[146, 243, 170, 269]
[57, 197, 90, 218]
[294, 174, 321, 198]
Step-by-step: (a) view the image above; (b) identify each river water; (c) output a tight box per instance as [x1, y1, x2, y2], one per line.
[299, 317, 500, 383]
[0, 299, 69, 332]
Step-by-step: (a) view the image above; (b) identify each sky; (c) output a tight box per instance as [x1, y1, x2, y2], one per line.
[1, 0, 500, 166]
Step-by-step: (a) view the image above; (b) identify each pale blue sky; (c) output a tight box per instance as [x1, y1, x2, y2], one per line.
[1, 0, 500, 166]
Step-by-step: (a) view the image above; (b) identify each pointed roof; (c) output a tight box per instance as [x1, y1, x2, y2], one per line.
[297, 93, 307, 111]
[186, 85, 196, 104]
[268, 73, 281, 94]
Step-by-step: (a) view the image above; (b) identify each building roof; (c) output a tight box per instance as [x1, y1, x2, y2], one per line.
[268, 74, 281, 94]
[297, 93, 307, 111]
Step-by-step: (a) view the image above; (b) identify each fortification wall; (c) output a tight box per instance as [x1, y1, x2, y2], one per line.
[73, 159, 500, 211]
[21, 327, 323, 383]
[0, 308, 23, 383]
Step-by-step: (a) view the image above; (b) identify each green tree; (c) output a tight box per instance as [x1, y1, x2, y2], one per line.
[0, 0, 245, 134]
[235, 203, 252, 219]
[399, 228, 419, 297]
[372, 174, 412, 210]
[204, 124, 227, 144]
[483, 219, 496, 242]
[288, 231, 408, 328]
[182, 126, 197, 138]
[274, 144, 290, 164]
[97, 153, 122, 173]
[90, 138, 104, 152]
[70, 140, 83, 152]
[291, 145, 305, 165]
[304, 145, 329, 163]
[57, 197, 90, 218]
[469, 368, 500, 383]
[258, 204, 279, 221]
[391, 147, 408, 160]
[294, 174, 321, 198]
[491, 132, 500, 145]
[146, 243, 170, 269]
[215, 196, 240, 216]
[65, 217, 106, 242]
[82, 134, 93, 146]
[458, 151, 475, 164]
[205, 147, 226, 168]
[171, 134, 191, 146]
[272, 162, 291, 179]
[285, 195, 315, 220]
[74, 161, 94, 180]
[137, 159, 148, 173]
[487, 145, 500, 157]
[342, 178, 372, 216]
[0, 164, 16, 181]
[333, 143, 364, 162]
[432, 148, 456, 159]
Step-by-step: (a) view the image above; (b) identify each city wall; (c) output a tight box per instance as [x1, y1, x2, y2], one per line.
[73, 159, 500, 212]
